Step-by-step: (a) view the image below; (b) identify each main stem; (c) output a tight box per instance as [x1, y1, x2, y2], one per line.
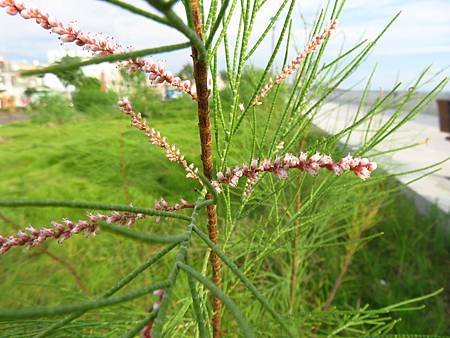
[190, 1, 222, 337]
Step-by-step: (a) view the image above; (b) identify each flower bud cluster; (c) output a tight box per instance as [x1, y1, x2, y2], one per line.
[153, 197, 194, 222]
[212, 152, 377, 193]
[0, 211, 144, 254]
[124, 59, 195, 99]
[253, 20, 337, 105]
[118, 98, 201, 183]
[155, 197, 194, 212]
[2, 0, 117, 55]
[1, 0, 195, 98]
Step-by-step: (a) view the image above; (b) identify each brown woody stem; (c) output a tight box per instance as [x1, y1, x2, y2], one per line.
[190, 1, 222, 337]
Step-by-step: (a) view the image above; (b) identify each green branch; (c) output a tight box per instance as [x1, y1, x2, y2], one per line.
[145, 0, 206, 58]
[205, 0, 230, 49]
[122, 310, 158, 338]
[193, 225, 296, 337]
[0, 199, 191, 221]
[36, 243, 178, 337]
[0, 281, 169, 320]
[178, 262, 255, 338]
[101, 222, 188, 244]
[151, 197, 204, 337]
[21, 42, 191, 76]
[99, 0, 169, 24]
[187, 258, 208, 338]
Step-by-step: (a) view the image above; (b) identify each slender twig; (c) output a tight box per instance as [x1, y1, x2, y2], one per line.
[100, 222, 189, 244]
[21, 43, 190, 76]
[192, 225, 296, 337]
[0, 199, 191, 221]
[0, 212, 87, 293]
[0, 281, 169, 320]
[151, 197, 204, 337]
[99, 0, 169, 24]
[178, 262, 255, 338]
[36, 243, 178, 337]
[187, 258, 209, 338]
[205, 0, 230, 49]
[322, 206, 380, 311]
[288, 191, 301, 312]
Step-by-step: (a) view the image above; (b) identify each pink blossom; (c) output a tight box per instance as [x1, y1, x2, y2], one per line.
[253, 20, 337, 105]
[212, 152, 377, 194]
[2, 0, 195, 98]
[0, 211, 145, 255]
[118, 98, 201, 184]
[154, 197, 193, 212]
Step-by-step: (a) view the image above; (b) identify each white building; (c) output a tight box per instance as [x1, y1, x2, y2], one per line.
[0, 56, 44, 109]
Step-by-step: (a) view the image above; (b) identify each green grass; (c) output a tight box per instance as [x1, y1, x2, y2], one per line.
[0, 100, 449, 336]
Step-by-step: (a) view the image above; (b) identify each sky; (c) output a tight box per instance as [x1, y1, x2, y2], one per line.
[0, 0, 449, 91]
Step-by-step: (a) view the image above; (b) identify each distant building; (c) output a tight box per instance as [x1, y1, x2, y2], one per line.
[0, 56, 45, 110]
[1, 51, 227, 110]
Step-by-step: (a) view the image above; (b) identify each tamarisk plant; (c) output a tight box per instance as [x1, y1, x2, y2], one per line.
[0, 0, 448, 337]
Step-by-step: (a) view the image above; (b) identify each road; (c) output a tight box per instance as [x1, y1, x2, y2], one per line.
[0, 111, 28, 125]
[315, 102, 450, 213]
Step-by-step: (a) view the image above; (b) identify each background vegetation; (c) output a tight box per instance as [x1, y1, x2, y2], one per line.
[0, 85, 448, 335]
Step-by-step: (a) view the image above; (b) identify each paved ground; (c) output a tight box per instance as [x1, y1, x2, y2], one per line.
[315, 102, 450, 213]
[0, 111, 28, 125]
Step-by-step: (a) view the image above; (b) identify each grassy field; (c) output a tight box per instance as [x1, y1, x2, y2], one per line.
[0, 98, 449, 336]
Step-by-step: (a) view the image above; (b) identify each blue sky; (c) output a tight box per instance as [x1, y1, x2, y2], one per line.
[0, 0, 449, 91]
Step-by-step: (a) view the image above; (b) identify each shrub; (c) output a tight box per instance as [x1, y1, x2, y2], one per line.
[28, 92, 77, 124]
[0, 0, 447, 337]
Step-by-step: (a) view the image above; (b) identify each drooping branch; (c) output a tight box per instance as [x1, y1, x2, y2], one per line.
[36, 243, 178, 337]
[1, 0, 195, 98]
[0, 211, 145, 254]
[0, 199, 191, 221]
[0, 281, 170, 320]
[118, 97, 202, 183]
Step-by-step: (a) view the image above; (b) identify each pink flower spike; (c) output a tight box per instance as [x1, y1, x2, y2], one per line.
[253, 20, 337, 105]
[6, 5, 18, 14]
[0, 210, 148, 255]
[2, 0, 195, 99]
[212, 152, 377, 192]
[118, 97, 202, 185]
